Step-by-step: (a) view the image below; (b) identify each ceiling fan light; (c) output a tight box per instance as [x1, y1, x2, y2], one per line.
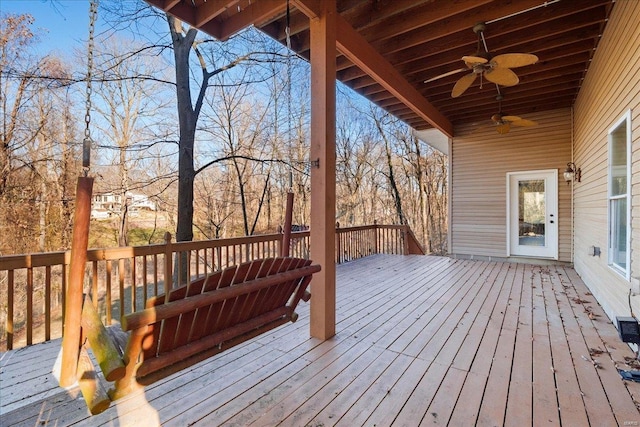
[496, 123, 510, 134]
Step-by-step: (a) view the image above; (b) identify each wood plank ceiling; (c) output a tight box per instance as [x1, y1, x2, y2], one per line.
[145, 0, 614, 133]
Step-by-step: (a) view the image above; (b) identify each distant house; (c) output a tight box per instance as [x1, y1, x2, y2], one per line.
[91, 192, 156, 220]
[128, 193, 157, 211]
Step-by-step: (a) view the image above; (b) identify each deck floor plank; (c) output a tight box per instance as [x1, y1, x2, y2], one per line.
[476, 263, 526, 426]
[276, 344, 386, 427]
[447, 263, 515, 426]
[449, 261, 509, 372]
[504, 262, 534, 426]
[386, 260, 487, 355]
[332, 352, 416, 427]
[410, 261, 494, 360]
[531, 266, 562, 426]
[1, 255, 639, 427]
[340, 257, 456, 347]
[392, 262, 505, 425]
[417, 261, 501, 363]
[308, 347, 399, 426]
[557, 266, 640, 426]
[541, 265, 591, 426]
[554, 267, 621, 427]
[245, 339, 373, 426]
[420, 365, 468, 426]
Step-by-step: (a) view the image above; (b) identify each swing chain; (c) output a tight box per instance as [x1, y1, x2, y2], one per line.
[285, 0, 294, 192]
[82, 0, 98, 174]
[285, 0, 291, 51]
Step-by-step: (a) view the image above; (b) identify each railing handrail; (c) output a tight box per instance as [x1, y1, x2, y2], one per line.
[0, 232, 292, 270]
[0, 225, 421, 269]
[0, 223, 422, 350]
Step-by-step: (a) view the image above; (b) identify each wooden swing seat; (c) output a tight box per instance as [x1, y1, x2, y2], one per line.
[109, 256, 320, 399]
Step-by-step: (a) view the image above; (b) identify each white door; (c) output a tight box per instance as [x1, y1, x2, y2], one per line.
[507, 170, 558, 259]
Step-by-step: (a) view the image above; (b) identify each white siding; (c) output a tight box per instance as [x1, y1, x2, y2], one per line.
[451, 108, 572, 261]
[573, 1, 640, 320]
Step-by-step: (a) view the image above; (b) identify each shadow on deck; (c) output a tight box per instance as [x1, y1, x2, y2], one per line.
[1, 255, 640, 426]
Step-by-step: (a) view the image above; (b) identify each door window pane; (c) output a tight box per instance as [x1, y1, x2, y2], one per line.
[518, 180, 545, 247]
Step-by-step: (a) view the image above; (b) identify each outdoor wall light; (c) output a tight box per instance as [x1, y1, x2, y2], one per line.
[564, 162, 581, 184]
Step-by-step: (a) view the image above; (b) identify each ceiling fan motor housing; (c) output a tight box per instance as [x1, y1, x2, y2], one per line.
[472, 22, 487, 34]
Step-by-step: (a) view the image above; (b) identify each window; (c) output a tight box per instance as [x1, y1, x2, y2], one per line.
[608, 111, 631, 279]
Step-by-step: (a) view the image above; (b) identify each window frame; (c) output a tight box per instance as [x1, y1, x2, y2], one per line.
[607, 110, 632, 280]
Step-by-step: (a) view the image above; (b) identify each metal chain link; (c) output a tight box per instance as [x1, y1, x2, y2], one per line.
[82, 0, 98, 174]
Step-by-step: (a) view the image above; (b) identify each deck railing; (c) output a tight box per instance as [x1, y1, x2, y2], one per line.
[0, 224, 423, 351]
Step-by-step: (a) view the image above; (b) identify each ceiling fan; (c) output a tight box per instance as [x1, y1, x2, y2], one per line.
[490, 95, 537, 134]
[425, 22, 538, 98]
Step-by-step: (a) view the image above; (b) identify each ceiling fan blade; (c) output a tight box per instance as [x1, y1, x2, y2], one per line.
[502, 115, 522, 122]
[424, 68, 466, 83]
[462, 55, 488, 65]
[492, 53, 538, 68]
[451, 73, 477, 97]
[484, 67, 519, 86]
[511, 118, 538, 127]
[496, 123, 511, 134]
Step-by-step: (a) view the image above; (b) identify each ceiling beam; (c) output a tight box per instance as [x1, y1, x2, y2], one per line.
[217, 0, 287, 41]
[290, 0, 452, 136]
[193, 1, 235, 28]
[332, 15, 453, 136]
[291, 0, 322, 20]
[145, 0, 200, 33]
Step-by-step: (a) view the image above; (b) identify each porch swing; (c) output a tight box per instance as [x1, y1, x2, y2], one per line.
[58, 1, 319, 414]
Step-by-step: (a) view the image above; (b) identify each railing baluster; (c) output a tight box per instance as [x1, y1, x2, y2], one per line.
[153, 254, 159, 296]
[26, 259, 33, 346]
[118, 259, 125, 316]
[186, 249, 190, 282]
[92, 261, 98, 309]
[45, 266, 51, 342]
[7, 270, 14, 350]
[106, 261, 112, 324]
[61, 263, 67, 334]
[143, 255, 148, 308]
[163, 233, 172, 295]
[131, 257, 137, 313]
[195, 249, 200, 279]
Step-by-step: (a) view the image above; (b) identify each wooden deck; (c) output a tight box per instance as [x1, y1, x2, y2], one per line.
[2, 255, 640, 426]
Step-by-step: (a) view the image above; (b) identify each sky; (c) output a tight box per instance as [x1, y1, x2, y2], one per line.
[1, 0, 94, 57]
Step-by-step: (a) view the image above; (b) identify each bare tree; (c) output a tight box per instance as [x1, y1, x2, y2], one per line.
[0, 13, 82, 253]
[370, 108, 406, 225]
[91, 35, 168, 246]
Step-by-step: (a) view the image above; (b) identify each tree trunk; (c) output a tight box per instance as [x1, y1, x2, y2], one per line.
[232, 159, 250, 235]
[38, 180, 46, 251]
[169, 17, 198, 245]
[117, 147, 129, 247]
[167, 17, 198, 286]
[383, 137, 405, 225]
